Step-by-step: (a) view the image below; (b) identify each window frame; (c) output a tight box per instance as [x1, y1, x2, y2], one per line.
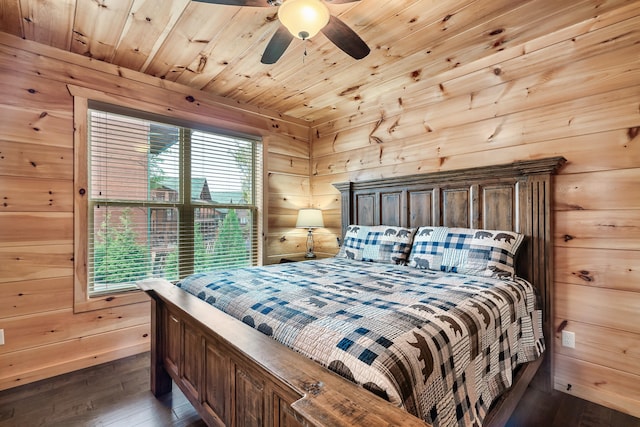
[72, 88, 265, 313]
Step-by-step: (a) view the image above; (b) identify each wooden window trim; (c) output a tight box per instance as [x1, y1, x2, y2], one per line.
[71, 85, 266, 313]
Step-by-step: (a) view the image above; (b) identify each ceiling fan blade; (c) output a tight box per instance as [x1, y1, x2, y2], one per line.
[191, 0, 272, 6]
[321, 15, 370, 60]
[261, 25, 294, 64]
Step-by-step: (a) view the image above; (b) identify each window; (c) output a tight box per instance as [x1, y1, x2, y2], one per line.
[86, 106, 262, 297]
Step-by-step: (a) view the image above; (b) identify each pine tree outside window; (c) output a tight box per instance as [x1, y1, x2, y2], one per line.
[86, 105, 262, 297]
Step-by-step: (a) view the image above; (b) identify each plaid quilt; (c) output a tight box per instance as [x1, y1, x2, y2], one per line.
[177, 258, 544, 427]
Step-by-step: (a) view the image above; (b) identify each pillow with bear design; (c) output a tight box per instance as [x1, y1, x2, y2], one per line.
[338, 225, 416, 264]
[336, 225, 370, 260]
[408, 226, 524, 279]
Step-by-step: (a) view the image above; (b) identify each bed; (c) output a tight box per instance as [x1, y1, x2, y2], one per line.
[138, 157, 566, 427]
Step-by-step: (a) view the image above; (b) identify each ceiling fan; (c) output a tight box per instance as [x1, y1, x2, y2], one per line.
[193, 0, 370, 64]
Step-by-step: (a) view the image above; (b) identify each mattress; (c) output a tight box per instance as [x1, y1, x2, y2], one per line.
[177, 257, 544, 427]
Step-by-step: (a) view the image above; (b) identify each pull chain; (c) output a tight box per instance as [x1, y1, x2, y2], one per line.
[298, 31, 310, 64]
[303, 38, 308, 63]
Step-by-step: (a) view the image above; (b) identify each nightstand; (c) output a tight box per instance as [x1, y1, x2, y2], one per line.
[279, 254, 333, 263]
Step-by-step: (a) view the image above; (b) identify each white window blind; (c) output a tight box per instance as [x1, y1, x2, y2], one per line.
[88, 108, 262, 296]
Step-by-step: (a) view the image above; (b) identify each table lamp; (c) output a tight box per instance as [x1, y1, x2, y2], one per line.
[296, 208, 324, 258]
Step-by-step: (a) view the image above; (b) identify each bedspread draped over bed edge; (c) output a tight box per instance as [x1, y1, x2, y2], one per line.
[176, 258, 544, 427]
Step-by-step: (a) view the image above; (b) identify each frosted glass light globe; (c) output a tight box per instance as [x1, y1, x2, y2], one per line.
[278, 0, 330, 40]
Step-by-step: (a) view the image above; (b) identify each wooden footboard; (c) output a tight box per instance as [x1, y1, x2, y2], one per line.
[139, 279, 431, 427]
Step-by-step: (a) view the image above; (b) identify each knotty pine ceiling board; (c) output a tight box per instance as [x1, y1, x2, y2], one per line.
[285, 0, 608, 123]
[70, 0, 134, 62]
[0, 0, 635, 124]
[259, 0, 483, 114]
[20, 0, 75, 50]
[174, 7, 282, 90]
[301, 0, 638, 125]
[113, 0, 192, 72]
[0, 0, 23, 38]
[141, 1, 239, 79]
[200, 1, 363, 104]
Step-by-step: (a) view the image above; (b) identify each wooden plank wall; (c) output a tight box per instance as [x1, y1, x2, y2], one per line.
[0, 33, 309, 390]
[310, 3, 640, 419]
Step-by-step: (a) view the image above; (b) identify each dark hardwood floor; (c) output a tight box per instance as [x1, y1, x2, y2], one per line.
[0, 353, 205, 427]
[506, 384, 640, 427]
[0, 352, 638, 427]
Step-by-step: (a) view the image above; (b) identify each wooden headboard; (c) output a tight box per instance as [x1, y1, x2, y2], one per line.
[333, 157, 566, 391]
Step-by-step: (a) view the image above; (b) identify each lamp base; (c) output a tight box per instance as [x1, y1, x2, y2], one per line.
[305, 228, 316, 259]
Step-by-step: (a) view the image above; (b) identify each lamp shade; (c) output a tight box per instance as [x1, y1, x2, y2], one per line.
[278, 0, 330, 40]
[296, 208, 324, 229]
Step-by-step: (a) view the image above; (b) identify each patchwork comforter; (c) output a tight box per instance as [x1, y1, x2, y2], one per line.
[177, 257, 544, 427]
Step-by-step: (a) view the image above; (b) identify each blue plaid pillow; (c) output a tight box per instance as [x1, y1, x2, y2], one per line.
[408, 227, 524, 278]
[338, 225, 416, 265]
[337, 225, 370, 260]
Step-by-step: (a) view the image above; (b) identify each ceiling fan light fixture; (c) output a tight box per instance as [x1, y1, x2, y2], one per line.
[278, 0, 330, 40]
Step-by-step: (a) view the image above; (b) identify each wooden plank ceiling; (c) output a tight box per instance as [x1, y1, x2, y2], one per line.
[0, 0, 626, 124]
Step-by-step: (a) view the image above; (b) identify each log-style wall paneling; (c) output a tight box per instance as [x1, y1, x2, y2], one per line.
[0, 325, 151, 391]
[555, 354, 640, 419]
[0, 177, 73, 212]
[310, 86, 640, 180]
[0, 244, 73, 284]
[0, 141, 73, 179]
[310, 5, 640, 419]
[554, 169, 640, 211]
[0, 303, 149, 354]
[0, 32, 309, 391]
[555, 210, 640, 251]
[556, 284, 640, 336]
[553, 320, 640, 378]
[265, 141, 313, 260]
[555, 247, 640, 293]
[0, 277, 72, 319]
[0, 212, 72, 247]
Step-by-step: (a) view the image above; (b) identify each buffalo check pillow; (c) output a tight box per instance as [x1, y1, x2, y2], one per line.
[408, 226, 524, 279]
[338, 225, 416, 265]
